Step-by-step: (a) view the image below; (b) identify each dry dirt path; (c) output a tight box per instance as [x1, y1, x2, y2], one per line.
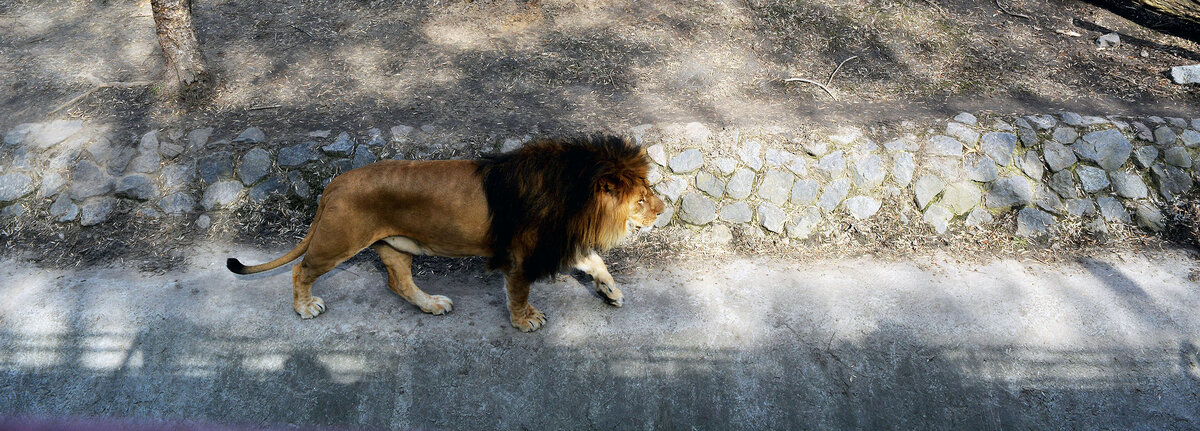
[2, 243, 1198, 429]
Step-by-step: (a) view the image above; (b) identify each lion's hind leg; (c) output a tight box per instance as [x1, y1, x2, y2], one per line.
[371, 243, 453, 315]
[573, 251, 623, 307]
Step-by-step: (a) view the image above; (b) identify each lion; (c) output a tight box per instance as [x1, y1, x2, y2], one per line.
[226, 135, 666, 332]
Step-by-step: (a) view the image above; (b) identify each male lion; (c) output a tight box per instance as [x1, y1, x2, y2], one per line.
[227, 136, 666, 332]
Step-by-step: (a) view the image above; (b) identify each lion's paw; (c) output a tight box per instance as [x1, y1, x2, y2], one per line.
[510, 305, 547, 332]
[596, 281, 624, 307]
[419, 295, 453, 315]
[295, 296, 326, 319]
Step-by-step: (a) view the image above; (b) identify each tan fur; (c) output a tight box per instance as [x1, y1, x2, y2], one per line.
[229, 157, 664, 332]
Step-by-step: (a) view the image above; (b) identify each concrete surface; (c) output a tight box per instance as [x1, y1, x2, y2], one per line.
[2, 243, 1199, 429]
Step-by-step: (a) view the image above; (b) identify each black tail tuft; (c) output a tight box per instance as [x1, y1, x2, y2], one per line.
[227, 258, 247, 274]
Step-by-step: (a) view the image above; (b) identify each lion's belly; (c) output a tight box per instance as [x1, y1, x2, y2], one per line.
[381, 235, 484, 258]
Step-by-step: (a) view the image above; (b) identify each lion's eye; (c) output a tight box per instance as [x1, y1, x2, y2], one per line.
[638, 199, 645, 204]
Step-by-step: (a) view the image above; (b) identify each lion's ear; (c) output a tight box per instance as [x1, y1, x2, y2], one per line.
[597, 177, 618, 195]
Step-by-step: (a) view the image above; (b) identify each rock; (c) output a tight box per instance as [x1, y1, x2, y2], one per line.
[1076, 165, 1110, 193]
[249, 176, 289, 201]
[1048, 170, 1081, 199]
[713, 157, 738, 176]
[390, 125, 414, 141]
[138, 130, 160, 154]
[1131, 122, 1154, 141]
[1097, 32, 1121, 49]
[669, 149, 704, 174]
[790, 179, 820, 205]
[3, 123, 36, 146]
[1026, 115, 1057, 130]
[27, 120, 84, 151]
[981, 132, 1017, 166]
[160, 143, 184, 159]
[0, 173, 35, 202]
[828, 128, 863, 146]
[653, 204, 675, 228]
[158, 192, 197, 215]
[1080, 129, 1133, 171]
[851, 155, 886, 189]
[278, 143, 318, 167]
[985, 176, 1034, 209]
[924, 135, 963, 157]
[1181, 130, 1200, 148]
[234, 127, 266, 144]
[817, 178, 851, 212]
[817, 150, 845, 176]
[683, 122, 711, 144]
[679, 193, 717, 225]
[726, 168, 755, 200]
[501, 137, 526, 153]
[965, 207, 994, 227]
[946, 122, 979, 145]
[49, 193, 79, 222]
[238, 148, 272, 185]
[764, 148, 795, 167]
[201, 180, 244, 210]
[1016, 207, 1056, 238]
[695, 171, 725, 199]
[105, 147, 136, 176]
[1164, 147, 1192, 168]
[785, 156, 808, 176]
[0, 203, 26, 219]
[964, 154, 999, 183]
[1018, 125, 1039, 147]
[1167, 117, 1189, 129]
[70, 161, 115, 200]
[288, 171, 310, 199]
[941, 182, 981, 215]
[1035, 185, 1066, 215]
[923, 205, 953, 234]
[843, 196, 881, 220]
[1135, 203, 1165, 232]
[1109, 171, 1148, 199]
[322, 132, 355, 156]
[161, 162, 197, 191]
[646, 144, 668, 166]
[718, 201, 752, 223]
[1151, 163, 1193, 201]
[654, 176, 688, 202]
[1154, 126, 1177, 147]
[739, 141, 763, 171]
[352, 147, 377, 169]
[1097, 197, 1130, 223]
[757, 169, 794, 205]
[196, 214, 212, 230]
[1065, 198, 1097, 217]
[892, 152, 915, 187]
[39, 173, 66, 198]
[134, 206, 162, 219]
[757, 203, 787, 233]
[1133, 146, 1158, 168]
[1170, 64, 1200, 84]
[802, 140, 830, 157]
[364, 135, 385, 148]
[187, 127, 213, 149]
[913, 175, 944, 210]
[953, 112, 978, 126]
[126, 152, 162, 174]
[1042, 141, 1078, 172]
[883, 136, 918, 152]
[114, 174, 159, 201]
[76, 196, 117, 226]
[197, 151, 234, 183]
[647, 165, 663, 185]
[1060, 112, 1085, 126]
[786, 207, 823, 239]
[1052, 127, 1078, 144]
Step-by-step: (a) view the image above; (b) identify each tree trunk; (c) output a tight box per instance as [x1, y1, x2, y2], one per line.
[1118, 0, 1200, 24]
[150, 0, 209, 101]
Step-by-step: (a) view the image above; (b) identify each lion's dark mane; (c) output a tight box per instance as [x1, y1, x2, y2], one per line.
[478, 135, 648, 282]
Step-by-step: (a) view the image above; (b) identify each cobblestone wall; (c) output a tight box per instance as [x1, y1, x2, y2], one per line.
[1, 113, 1197, 240]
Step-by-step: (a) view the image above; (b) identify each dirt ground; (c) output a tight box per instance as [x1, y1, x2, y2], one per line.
[1, 0, 1198, 137]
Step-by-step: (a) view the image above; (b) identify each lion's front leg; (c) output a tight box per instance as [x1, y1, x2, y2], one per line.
[503, 272, 546, 332]
[573, 251, 623, 307]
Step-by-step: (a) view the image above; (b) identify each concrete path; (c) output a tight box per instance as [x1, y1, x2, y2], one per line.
[2, 243, 1199, 429]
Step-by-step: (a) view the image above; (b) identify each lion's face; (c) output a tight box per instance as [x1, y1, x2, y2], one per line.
[626, 182, 666, 231]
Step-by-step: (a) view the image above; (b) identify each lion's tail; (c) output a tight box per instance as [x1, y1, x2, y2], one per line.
[227, 199, 326, 275]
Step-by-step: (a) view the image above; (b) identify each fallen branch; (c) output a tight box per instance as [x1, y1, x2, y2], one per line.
[827, 55, 859, 87]
[247, 104, 283, 111]
[48, 81, 154, 116]
[995, 0, 1032, 20]
[784, 77, 839, 101]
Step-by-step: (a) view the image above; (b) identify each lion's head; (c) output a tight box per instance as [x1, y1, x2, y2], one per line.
[479, 135, 665, 281]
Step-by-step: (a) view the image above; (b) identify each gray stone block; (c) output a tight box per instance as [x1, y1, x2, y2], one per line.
[0, 173, 35, 202]
[1035, 185, 1066, 215]
[80, 196, 117, 226]
[914, 174, 944, 210]
[713, 157, 738, 176]
[322, 132, 355, 156]
[1154, 126, 1177, 147]
[818, 178, 851, 212]
[757, 169, 794, 206]
[981, 132, 1016, 166]
[718, 201, 752, 224]
[679, 193, 717, 225]
[288, 171, 311, 199]
[786, 207, 823, 239]
[757, 203, 787, 233]
[1042, 141, 1078, 172]
[646, 144, 667, 166]
[985, 176, 1034, 209]
[187, 127, 213, 149]
[964, 154, 999, 183]
[1079, 129, 1133, 171]
[238, 148, 272, 185]
[946, 122, 979, 146]
[1097, 197, 1130, 223]
[696, 171, 725, 199]
[654, 176, 688, 202]
[892, 152, 915, 187]
[1135, 203, 1165, 232]
[1110, 171, 1148, 199]
[843, 196, 882, 220]
[669, 149, 704, 174]
[1133, 146, 1158, 168]
[726, 168, 755, 200]
[249, 176, 289, 201]
[790, 179, 820, 205]
[1151, 163, 1193, 201]
[817, 150, 845, 176]
[1065, 198, 1096, 217]
[1016, 207, 1055, 238]
[1048, 170, 1080, 199]
[1181, 130, 1200, 148]
[70, 160, 115, 200]
[197, 151, 234, 183]
[1164, 147, 1192, 168]
[1076, 165, 1110, 193]
[923, 204, 953, 235]
[1052, 127, 1078, 144]
[235, 127, 266, 144]
[115, 174, 159, 201]
[162, 162, 196, 191]
[965, 207, 994, 227]
[278, 143, 318, 167]
[49, 193, 78, 222]
[202, 180, 244, 211]
[158, 192, 197, 215]
[924, 135, 963, 157]
[852, 155, 886, 189]
[739, 141, 763, 171]
[941, 182, 981, 215]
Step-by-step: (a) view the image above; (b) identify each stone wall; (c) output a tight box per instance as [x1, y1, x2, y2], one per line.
[1, 113, 1197, 241]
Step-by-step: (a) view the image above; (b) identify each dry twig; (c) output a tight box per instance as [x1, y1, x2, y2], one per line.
[784, 77, 838, 101]
[247, 105, 283, 111]
[994, 0, 1032, 20]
